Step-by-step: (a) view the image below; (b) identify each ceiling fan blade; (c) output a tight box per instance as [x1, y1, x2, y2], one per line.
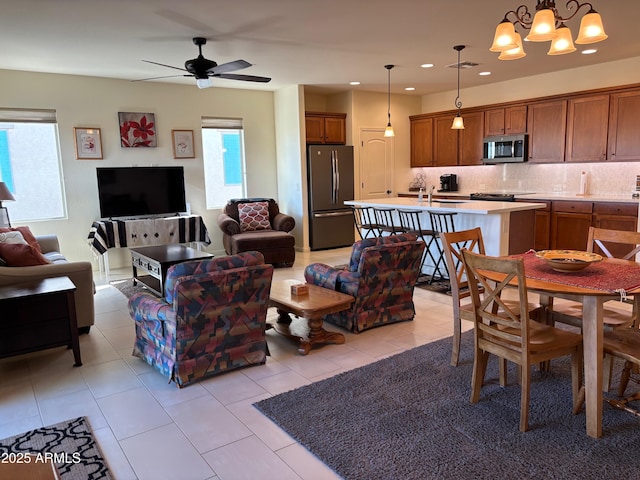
[207, 59, 252, 75]
[214, 73, 272, 83]
[132, 74, 194, 82]
[142, 60, 187, 72]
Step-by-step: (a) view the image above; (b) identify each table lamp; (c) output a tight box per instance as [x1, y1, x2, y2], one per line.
[0, 182, 16, 227]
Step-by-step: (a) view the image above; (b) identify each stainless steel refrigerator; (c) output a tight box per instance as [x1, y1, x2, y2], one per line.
[308, 145, 355, 250]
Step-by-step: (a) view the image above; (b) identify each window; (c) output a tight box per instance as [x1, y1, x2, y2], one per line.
[0, 109, 66, 222]
[202, 117, 246, 209]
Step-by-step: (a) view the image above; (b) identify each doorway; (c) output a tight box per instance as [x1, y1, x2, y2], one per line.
[359, 128, 394, 199]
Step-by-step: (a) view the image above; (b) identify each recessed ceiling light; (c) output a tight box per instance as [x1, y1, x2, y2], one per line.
[421, 63, 434, 68]
[405, 87, 415, 91]
[349, 81, 361, 85]
[581, 49, 597, 55]
[479, 71, 492, 76]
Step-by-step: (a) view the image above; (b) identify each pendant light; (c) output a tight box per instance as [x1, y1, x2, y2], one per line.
[384, 65, 395, 137]
[451, 45, 465, 130]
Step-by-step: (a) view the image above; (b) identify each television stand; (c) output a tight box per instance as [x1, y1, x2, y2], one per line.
[87, 215, 211, 277]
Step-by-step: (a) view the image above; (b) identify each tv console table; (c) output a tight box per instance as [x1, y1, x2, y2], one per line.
[88, 215, 211, 277]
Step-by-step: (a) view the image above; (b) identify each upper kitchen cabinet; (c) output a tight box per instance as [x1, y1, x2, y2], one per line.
[305, 112, 346, 144]
[459, 111, 484, 166]
[565, 94, 609, 163]
[484, 105, 527, 136]
[608, 90, 640, 161]
[410, 116, 434, 167]
[433, 115, 458, 166]
[527, 100, 567, 163]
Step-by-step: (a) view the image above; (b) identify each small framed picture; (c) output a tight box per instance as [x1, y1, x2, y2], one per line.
[172, 130, 195, 158]
[74, 127, 103, 159]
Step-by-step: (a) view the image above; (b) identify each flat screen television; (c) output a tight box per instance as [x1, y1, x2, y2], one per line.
[96, 166, 187, 219]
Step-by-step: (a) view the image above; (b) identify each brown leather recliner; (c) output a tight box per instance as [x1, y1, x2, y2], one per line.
[217, 198, 295, 267]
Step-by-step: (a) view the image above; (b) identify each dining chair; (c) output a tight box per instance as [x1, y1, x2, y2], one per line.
[397, 209, 439, 283]
[602, 328, 640, 415]
[462, 249, 583, 432]
[351, 206, 379, 239]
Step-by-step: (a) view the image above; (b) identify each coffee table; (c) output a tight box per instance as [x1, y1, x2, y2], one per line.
[268, 279, 354, 355]
[130, 244, 213, 296]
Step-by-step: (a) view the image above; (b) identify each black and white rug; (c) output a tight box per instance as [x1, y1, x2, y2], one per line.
[0, 416, 112, 480]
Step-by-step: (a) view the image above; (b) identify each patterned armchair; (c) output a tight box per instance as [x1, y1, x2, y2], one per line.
[128, 251, 273, 387]
[304, 234, 426, 333]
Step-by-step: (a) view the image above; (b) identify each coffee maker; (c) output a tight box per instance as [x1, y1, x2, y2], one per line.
[439, 174, 458, 192]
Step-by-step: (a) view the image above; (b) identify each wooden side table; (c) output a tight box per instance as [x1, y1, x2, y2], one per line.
[0, 277, 81, 366]
[268, 279, 354, 355]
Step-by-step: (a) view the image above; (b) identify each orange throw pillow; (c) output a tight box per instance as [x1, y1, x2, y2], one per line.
[0, 243, 50, 266]
[0, 226, 42, 253]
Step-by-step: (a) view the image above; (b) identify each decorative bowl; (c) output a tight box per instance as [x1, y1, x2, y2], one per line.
[535, 250, 603, 273]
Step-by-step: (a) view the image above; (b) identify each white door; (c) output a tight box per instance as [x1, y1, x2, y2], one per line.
[359, 128, 394, 199]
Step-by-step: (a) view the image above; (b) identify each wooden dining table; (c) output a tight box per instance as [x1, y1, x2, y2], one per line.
[487, 254, 640, 438]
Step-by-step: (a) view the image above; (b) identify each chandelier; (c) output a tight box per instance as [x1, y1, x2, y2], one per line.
[384, 65, 395, 137]
[490, 1, 607, 60]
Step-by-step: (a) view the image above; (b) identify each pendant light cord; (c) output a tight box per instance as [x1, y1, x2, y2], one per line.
[454, 46, 464, 110]
[385, 65, 393, 124]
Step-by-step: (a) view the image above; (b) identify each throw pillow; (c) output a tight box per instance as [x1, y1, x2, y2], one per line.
[0, 226, 42, 253]
[0, 243, 51, 266]
[238, 201, 272, 232]
[0, 230, 28, 245]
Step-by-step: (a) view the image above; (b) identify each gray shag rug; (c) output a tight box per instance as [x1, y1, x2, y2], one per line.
[254, 331, 640, 480]
[0, 417, 112, 479]
[110, 278, 151, 299]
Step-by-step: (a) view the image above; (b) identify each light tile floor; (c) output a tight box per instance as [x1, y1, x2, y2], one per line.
[5, 246, 620, 479]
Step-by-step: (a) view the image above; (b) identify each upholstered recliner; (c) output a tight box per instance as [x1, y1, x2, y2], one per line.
[304, 234, 426, 333]
[128, 251, 273, 387]
[217, 198, 295, 267]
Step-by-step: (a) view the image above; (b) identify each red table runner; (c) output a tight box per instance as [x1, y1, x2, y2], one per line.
[516, 251, 640, 294]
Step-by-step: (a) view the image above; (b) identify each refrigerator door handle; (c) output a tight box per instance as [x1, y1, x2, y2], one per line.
[313, 211, 353, 218]
[331, 150, 337, 205]
[334, 150, 340, 195]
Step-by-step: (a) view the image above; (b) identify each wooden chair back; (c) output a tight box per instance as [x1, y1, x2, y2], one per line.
[587, 226, 640, 260]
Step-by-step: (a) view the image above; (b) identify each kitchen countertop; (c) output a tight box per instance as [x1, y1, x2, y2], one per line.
[345, 197, 547, 214]
[399, 191, 640, 203]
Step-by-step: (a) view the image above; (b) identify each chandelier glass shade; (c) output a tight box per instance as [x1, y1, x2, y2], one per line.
[384, 64, 395, 137]
[490, 1, 607, 59]
[451, 45, 465, 130]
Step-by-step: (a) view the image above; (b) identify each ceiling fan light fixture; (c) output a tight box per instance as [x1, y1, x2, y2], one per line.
[196, 77, 213, 89]
[384, 65, 395, 137]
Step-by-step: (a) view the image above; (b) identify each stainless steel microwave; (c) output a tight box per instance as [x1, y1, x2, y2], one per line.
[482, 134, 528, 163]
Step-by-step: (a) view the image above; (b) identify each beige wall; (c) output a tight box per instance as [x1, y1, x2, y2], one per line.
[0, 69, 278, 268]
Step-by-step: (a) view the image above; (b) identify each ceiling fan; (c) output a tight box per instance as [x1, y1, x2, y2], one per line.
[136, 37, 271, 88]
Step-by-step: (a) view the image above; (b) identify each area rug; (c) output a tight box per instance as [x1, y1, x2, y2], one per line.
[415, 275, 451, 294]
[254, 332, 640, 480]
[110, 278, 149, 299]
[0, 416, 113, 479]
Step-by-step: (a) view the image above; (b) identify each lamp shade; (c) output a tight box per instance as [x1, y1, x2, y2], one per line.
[384, 124, 395, 137]
[548, 24, 576, 55]
[526, 8, 557, 42]
[499, 32, 527, 60]
[451, 114, 465, 130]
[0, 182, 15, 202]
[490, 20, 518, 52]
[575, 10, 608, 44]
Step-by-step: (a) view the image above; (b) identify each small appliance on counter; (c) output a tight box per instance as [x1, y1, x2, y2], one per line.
[438, 174, 458, 192]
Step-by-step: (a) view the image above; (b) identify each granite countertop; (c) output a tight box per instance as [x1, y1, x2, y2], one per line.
[344, 197, 547, 215]
[399, 191, 640, 203]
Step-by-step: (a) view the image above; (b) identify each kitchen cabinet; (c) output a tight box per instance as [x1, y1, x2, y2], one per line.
[608, 90, 640, 161]
[484, 105, 527, 136]
[592, 202, 639, 257]
[459, 111, 484, 166]
[527, 100, 567, 163]
[565, 94, 609, 163]
[433, 115, 458, 166]
[305, 112, 346, 144]
[551, 201, 593, 250]
[533, 200, 551, 251]
[410, 117, 433, 167]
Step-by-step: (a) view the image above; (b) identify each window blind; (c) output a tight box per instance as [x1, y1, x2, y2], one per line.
[201, 117, 243, 130]
[0, 108, 57, 124]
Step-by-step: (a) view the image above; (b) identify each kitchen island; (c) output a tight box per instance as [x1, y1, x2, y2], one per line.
[345, 197, 547, 257]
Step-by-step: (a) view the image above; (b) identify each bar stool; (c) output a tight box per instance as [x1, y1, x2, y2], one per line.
[372, 207, 403, 236]
[351, 206, 379, 239]
[397, 209, 440, 283]
[428, 212, 457, 284]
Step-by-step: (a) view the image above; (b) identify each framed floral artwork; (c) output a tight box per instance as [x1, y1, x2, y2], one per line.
[73, 127, 103, 159]
[118, 112, 157, 147]
[171, 130, 195, 158]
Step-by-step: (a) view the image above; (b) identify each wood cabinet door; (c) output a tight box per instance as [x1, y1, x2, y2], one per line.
[608, 90, 640, 161]
[534, 210, 551, 251]
[324, 116, 346, 144]
[566, 94, 609, 162]
[551, 212, 592, 250]
[459, 111, 484, 166]
[410, 117, 434, 167]
[505, 105, 527, 134]
[527, 100, 567, 163]
[433, 115, 458, 166]
[305, 116, 324, 143]
[484, 108, 505, 136]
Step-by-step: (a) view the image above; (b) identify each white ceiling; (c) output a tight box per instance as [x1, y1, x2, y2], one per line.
[2, 0, 638, 96]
